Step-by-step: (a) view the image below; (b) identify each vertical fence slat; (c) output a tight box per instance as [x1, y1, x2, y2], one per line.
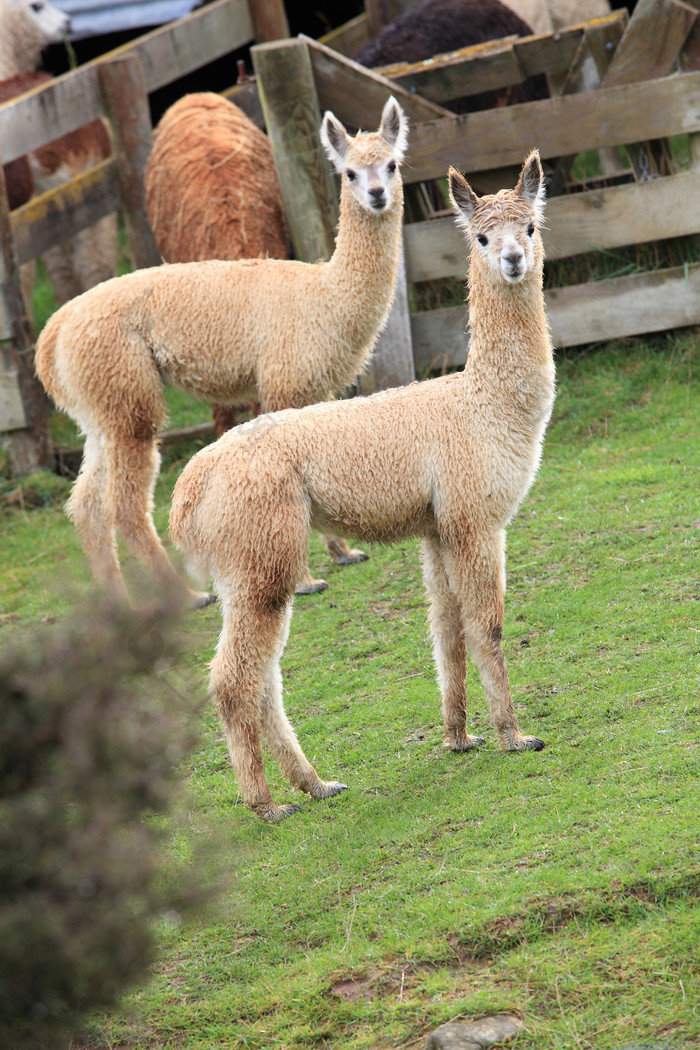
[98, 53, 160, 271]
[0, 171, 53, 471]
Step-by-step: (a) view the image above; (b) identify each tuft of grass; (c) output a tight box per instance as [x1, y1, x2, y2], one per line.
[2, 331, 698, 1048]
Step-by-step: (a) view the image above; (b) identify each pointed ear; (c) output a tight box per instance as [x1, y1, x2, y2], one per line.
[516, 149, 546, 218]
[448, 166, 479, 232]
[320, 111, 351, 173]
[378, 96, 408, 163]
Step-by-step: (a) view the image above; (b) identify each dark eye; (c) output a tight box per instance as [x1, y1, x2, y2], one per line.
[31, 1, 44, 10]
[476, 234, 488, 247]
[527, 223, 535, 237]
[387, 161, 396, 174]
[346, 170, 356, 182]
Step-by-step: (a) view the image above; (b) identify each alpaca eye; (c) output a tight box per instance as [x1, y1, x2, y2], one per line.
[527, 223, 535, 237]
[346, 170, 357, 182]
[387, 161, 396, 174]
[476, 234, 488, 247]
[31, 1, 44, 9]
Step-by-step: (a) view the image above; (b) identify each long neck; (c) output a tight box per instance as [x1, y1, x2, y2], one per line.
[0, 26, 42, 78]
[464, 254, 554, 431]
[325, 179, 404, 338]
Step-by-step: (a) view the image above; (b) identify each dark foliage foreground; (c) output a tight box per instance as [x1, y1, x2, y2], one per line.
[0, 596, 204, 1048]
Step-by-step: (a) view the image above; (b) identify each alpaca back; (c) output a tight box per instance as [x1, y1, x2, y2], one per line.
[145, 93, 290, 264]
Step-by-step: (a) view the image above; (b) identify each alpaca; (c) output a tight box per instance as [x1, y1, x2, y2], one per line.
[35, 97, 409, 608]
[354, 0, 549, 113]
[0, 0, 116, 311]
[144, 92, 291, 439]
[0, 0, 69, 77]
[169, 150, 555, 822]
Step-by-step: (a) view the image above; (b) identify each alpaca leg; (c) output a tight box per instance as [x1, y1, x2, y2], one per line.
[323, 534, 369, 567]
[442, 533, 544, 752]
[421, 537, 484, 751]
[66, 434, 128, 603]
[108, 437, 213, 608]
[260, 603, 348, 801]
[211, 592, 301, 821]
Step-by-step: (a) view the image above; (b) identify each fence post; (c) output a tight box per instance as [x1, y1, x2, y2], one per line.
[252, 36, 415, 392]
[252, 37, 338, 263]
[0, 169, 53, 474]
[98, 53, 160, 271]
[247, 0, 289, 41]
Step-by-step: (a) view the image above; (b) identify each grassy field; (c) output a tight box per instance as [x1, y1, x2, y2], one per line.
[1, 331, 698, 1049]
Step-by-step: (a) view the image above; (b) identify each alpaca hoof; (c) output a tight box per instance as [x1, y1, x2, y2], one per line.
[312, 780, 349, 800]
[508, 735, 545, 752]
[295, 577, 329, 595]
[258, 802, 302, 822]
[190, 591, 217, 610]
[334, 549, 369, 566]
[445, 733, 485, 752]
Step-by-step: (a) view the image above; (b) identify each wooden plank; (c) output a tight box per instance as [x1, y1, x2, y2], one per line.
[303, 35, 455, 129]
[319, 13, 371, 58]
[602, 0, 699, 88]
[370, 14, 627, 103]
[11, 158, 118, 266]
[99, 54, 160, 271]
[0, 366, 27, 431]
[404, 70, 700, 183]
[410, 263, 700, 369]
[404, 170, 700, 282]
[357, 245, 415, 394]
[247, 0, 289, 41]
[0, 0, 254, 164]
[252, 38, 339, 262]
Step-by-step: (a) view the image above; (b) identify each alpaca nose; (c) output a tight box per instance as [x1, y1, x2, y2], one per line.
[369, 186, 385, 203]
[502, 244, 524, 273]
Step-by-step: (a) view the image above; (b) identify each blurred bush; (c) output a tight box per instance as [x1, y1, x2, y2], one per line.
[0, 595, 206, 1048]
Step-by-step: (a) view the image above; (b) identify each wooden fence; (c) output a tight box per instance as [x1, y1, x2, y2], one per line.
[1, 0, 699, 472]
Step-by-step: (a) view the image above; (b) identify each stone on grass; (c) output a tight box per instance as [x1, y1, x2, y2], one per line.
[424, 1014, 523, 1049]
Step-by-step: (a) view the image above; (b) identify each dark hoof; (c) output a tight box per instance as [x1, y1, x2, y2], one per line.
[295, 578, 329, 595]
[191, 591, 217, 610]
[334, 550, 369, 566]
[448, 735, 485, 752]
[280, 803, 303, 816]
[526, 737, 545, 751]
[327, 782, 349, 797]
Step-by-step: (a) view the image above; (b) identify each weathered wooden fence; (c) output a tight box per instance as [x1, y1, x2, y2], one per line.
[2, 0, 699, 472]
[255, 0, 700, 377]
[0, 0, 288, 471]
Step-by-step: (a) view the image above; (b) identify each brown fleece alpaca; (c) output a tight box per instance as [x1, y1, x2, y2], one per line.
[35, 97, 408, 606]
[169, 151, 555, 821]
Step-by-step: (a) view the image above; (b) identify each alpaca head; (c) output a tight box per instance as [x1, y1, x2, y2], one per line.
[8, 0, 71, 41]
[320, 96, 408, 215]
[448, 150, 546, 286]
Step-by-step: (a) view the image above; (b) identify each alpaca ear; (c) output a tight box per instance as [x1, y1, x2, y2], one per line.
[320, 112, 351, 173]
[378, 96, 408, 163]
[516, 150, 546, 218]
[448, 167, 479, 231]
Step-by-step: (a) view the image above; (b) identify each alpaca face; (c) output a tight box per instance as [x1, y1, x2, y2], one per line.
[320, 95, 408, 215]
[448, 150, 546, 285]
[14, 0, 71, 40]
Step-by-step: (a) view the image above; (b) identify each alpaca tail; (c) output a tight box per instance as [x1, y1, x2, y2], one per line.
[169, 461, 214, 586]
[34, 308, 63, 403]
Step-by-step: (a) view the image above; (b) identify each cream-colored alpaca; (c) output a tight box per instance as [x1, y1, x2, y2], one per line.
[35, 97, 408, 606]
[170, 151, 555, 821]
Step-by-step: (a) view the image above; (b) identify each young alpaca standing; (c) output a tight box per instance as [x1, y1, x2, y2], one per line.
[35, 97, 408, 606]
[169, 151, 555, 822]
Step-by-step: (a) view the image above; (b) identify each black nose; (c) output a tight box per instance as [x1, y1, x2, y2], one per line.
[369, 187, 385, 201]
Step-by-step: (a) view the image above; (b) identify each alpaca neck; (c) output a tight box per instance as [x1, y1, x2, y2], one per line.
[0, 29, 42, 78]
[325, 181, 404, 335]
[464, 257, 554, 429]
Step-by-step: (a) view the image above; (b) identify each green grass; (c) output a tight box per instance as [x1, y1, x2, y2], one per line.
[1, 333, 698, 1048]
